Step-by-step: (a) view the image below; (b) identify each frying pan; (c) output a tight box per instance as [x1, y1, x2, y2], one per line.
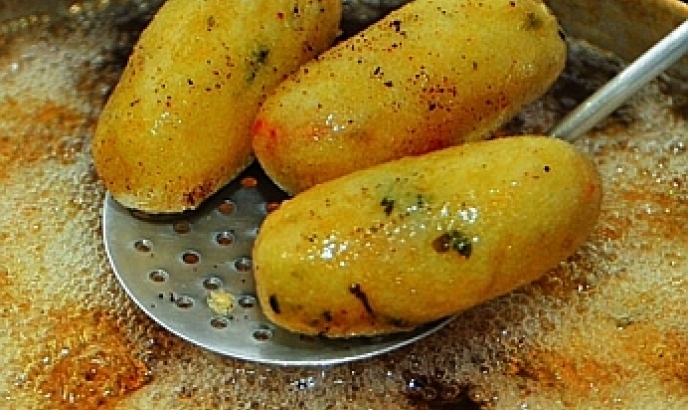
[1, 0, 687, 408]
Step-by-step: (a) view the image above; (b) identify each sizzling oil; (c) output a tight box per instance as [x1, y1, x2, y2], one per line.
[1, 2, 688, 410]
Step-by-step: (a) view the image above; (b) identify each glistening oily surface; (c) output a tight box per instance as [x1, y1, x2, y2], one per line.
[1, 4, 688, 410]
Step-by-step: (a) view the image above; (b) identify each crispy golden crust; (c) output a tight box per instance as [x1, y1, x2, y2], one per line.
[253, 137, 602, 337]
[253, 0, 567, 194]
[91, 0, 342, 213]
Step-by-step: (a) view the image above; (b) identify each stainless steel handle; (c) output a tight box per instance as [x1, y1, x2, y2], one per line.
[549, 20, 688, 141]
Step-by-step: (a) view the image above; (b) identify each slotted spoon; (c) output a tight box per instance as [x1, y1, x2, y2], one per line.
[103, 19, 688, 366]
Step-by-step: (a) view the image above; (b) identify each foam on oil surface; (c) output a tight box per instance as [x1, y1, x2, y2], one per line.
[1, 3, 687, 410]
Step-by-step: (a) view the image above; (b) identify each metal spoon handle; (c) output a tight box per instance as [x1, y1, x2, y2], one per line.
[549, 19, 688, 141]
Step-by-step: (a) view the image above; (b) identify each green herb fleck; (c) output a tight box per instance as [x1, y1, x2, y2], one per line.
[416, 194, 428, 208]
[432, 230, 473, 258]
[380, 197, 395, 216]
[247, 46, 270, 82]
[523, 12, 543, 30]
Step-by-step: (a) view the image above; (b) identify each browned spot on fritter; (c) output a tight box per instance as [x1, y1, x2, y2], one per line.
[183, 179, 218, 208]
[21, 309, 151, 409]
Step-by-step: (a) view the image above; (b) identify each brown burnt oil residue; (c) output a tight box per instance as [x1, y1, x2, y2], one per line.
[503, 320, 688, 405]
[403, 371, 485, 410]
[0, 100, 91, 182]
[23, 310, 152, 409]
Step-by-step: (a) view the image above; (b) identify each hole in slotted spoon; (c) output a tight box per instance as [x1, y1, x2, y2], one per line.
[211, 316, 230, 329]
[181, 250, 201, 265]
[215, 231, 235, 246]
[134, 239, 152, 253]
[217, 199, 236, 216]
[234, 257, 252, 272]
[252, 326, 274, 342]
[148, 269, 168, 283]
[203, 276, 223, 290]
[238, 295, 257, 309]
[175, 295, 195, 309]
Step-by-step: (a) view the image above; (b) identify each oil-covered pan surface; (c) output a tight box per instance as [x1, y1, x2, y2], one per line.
[1, 0, 687, 408]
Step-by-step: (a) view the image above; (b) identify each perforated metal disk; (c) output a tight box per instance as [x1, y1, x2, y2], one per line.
[103, 164, 453, 366]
